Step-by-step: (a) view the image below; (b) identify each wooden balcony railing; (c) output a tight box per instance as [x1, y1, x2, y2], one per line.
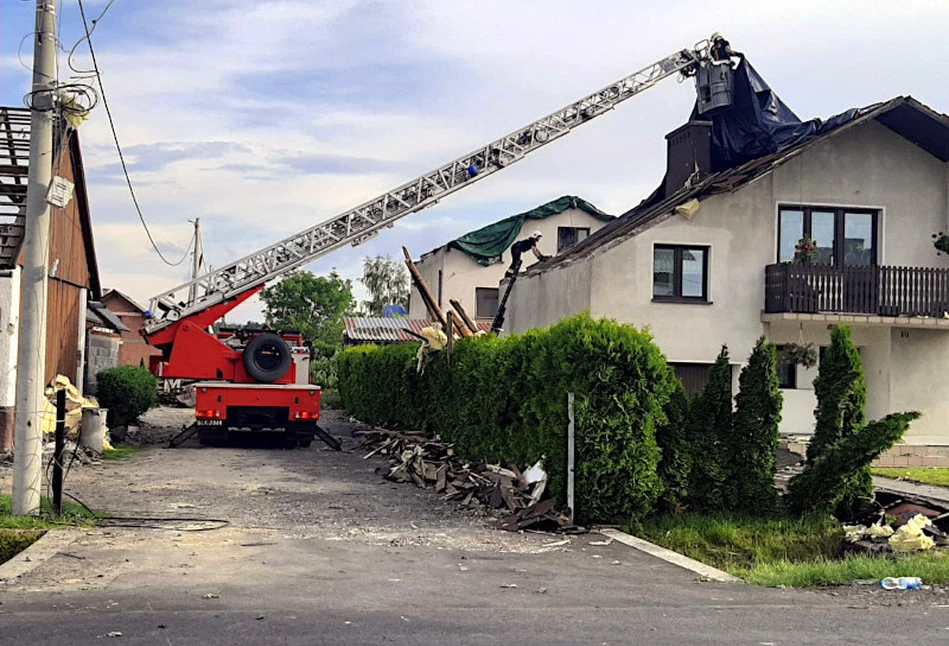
[765, 263, 949, 317]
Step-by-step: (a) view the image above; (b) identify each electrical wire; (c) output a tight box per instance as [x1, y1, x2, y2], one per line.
[75, 0, 192, 267]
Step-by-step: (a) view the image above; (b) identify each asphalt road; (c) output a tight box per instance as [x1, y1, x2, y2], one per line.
[2, 408, 949, 645]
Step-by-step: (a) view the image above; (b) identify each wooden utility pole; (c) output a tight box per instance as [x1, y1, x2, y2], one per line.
[13, 0, 59, 516]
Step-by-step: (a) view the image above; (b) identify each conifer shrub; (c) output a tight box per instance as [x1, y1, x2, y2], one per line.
[338, 313, 677, 523]
[685, 346, 731, 512]
[727, 337, 783, 513]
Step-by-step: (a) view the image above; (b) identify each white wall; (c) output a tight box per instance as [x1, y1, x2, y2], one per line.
[889, 327, 949, 444]
[505, 117, 949, 442]
[0, 268, 21, 409]
[409, 207, 611, 321]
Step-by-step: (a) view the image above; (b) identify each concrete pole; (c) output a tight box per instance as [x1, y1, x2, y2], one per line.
[188, 218, 201, 303]
[12, 0, 59, 516]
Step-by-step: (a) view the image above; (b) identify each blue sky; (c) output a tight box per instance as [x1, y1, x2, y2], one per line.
[2, 0, 947, 320]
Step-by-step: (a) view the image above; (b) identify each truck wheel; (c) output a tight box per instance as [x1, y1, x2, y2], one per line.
[243, 333, 292, 383]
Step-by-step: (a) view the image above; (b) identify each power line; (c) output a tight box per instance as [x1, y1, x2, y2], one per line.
[76, 0, 191, 267]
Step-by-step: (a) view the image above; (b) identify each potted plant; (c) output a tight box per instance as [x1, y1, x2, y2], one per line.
[781, 342, 817, 368]
[932, 232, 949, 255]
[794, 235, 818, 264]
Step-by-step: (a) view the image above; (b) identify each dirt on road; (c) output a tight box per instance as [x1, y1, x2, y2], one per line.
[0, 406, 568, 593]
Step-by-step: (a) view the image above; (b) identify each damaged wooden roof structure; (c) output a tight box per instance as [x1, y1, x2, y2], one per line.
[0, 106, 103, 382]
[526, 96, 949, 277]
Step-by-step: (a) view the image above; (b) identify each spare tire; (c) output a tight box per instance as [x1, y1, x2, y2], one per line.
[243, 333, 292, 383]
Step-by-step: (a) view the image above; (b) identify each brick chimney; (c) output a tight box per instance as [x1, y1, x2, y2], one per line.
[664, 121, 712, 196]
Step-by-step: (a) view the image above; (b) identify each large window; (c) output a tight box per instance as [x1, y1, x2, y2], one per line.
[653, 245, 710, 302]
[778, 206, 878, 266]
[475, 287, 499, 318]
[557, 226, 590, 252]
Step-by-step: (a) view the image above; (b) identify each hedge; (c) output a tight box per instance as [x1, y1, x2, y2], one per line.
[338, 313, 678, 524]
[96, 365, 158, 428]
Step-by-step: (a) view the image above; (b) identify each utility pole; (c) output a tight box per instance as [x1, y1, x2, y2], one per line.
[188, 218, 202, 303]
[13, 0, 59, 516]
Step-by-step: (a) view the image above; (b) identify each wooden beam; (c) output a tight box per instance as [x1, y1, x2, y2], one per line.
[402, 246, 445, 326]
[403, 246, 468, 337]
[449, 298, 478, 334]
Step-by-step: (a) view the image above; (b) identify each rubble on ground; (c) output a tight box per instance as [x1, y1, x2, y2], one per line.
[353, 427, 583, 534]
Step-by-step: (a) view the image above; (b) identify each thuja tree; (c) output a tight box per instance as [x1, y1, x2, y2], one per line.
[686, 345, 731, 512]
[726, 337, 783, 513]
[655, 377, 692, 514]
[788, 412, 920, 516]
[806, 324, 871, 513]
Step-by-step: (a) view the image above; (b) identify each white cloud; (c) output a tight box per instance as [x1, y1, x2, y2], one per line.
[3, 0, 948, 326]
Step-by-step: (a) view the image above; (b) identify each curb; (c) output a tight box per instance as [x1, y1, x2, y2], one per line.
[0, 528, 82, 583]
[598, 528, 743, 584]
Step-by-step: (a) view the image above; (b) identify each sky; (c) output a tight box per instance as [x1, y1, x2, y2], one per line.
[1, 0, 947, 322]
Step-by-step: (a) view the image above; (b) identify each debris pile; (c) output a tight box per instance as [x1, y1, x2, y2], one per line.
[844, 512, 949, 555]
[355, 428, 582, 533]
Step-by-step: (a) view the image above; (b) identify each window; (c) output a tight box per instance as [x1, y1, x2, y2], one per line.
[653, 245, 709, 302]
[475, 287, 499, 318]
[774, 346, 797, 389]
[557, 226, 590, 252]
[778, 206, 878, 266]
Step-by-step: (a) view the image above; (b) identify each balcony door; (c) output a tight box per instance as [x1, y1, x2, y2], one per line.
[778, 206, 879, 267]
[778, 206, 880, 314]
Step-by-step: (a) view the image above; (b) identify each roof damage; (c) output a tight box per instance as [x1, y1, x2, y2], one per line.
[526, 58, 949, 278]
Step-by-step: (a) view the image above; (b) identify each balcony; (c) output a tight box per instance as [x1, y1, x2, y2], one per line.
[764, 263, 949, 321]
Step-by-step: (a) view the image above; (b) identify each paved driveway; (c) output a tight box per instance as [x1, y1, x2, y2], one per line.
[2, 409, 948, 644]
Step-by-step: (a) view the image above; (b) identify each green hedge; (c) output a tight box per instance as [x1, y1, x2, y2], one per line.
[339, 313, 678, 524]
[96, 366, 158, 428]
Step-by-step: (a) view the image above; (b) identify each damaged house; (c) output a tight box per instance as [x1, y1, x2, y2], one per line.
[503, 61, 949, 448]
[0, 107, 118, 451]
[408, 196, 614, 322]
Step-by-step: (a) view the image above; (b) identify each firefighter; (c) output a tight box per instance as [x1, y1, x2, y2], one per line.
[710, 32, 743, 63]
[505, 231, 550, 277]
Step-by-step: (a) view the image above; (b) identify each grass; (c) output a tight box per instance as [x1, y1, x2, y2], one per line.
[0, 493, 102, 564]
[872, 467, 949, 487]
[102, 443, 143, 460]
[636, 513, 949, 587]
[0, 493, 101, 530]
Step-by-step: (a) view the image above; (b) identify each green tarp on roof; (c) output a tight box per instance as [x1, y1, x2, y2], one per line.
[446, 195, 614, 266]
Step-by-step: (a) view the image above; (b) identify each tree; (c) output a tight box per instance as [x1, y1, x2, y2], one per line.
[655, 377, 692, 514]
[727, 337, 783, 513]
[686, 345, 731, 512]
[360, 255, 410, 316]
[260, 270, 354, 346]
[806, 324, 871, 513]
[787, 412, 919, 516]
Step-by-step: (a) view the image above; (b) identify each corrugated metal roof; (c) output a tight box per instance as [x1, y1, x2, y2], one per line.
[343, 317, 492, 344]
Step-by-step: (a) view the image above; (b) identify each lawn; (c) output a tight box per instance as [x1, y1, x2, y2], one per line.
[0, 493, 100, 529]
[636, 513, 949, 587]
[1, 493, 101, 564]
[872, 467, 949, 487]
[102, 443, 143, 460]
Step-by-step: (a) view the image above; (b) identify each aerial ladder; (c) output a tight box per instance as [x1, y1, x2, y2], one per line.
[143, 38, 727, 447]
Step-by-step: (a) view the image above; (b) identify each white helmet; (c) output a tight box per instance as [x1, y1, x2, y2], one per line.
[531, 230, 542, 239]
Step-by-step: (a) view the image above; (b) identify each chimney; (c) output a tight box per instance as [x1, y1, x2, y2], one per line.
[664, 121, 712, 197]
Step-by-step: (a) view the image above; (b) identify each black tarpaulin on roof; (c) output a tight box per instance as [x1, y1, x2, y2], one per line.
[693, 58, 862, 172]
[632, 58, 865, 213]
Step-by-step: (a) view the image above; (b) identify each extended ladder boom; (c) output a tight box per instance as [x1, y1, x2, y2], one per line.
[144, 43, 708, 335]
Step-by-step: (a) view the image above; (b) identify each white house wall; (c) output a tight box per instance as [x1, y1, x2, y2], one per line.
[409, 207, 610, 321]
[0, 268, 21, 409]
[506, 117, 949, 442]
